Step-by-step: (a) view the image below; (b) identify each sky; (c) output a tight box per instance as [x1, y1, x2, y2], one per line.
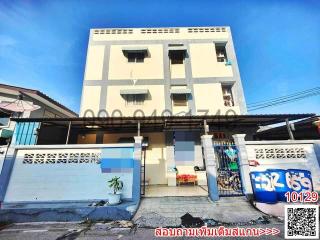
[0, 0, 319, 114]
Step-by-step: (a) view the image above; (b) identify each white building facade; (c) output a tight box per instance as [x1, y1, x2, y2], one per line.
[80, 26, 247, 117]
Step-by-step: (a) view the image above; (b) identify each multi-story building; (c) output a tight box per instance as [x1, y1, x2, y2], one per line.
[80, 26, 246, 117]
[76, 26, 249, 192]
[0, 27, 314, 209]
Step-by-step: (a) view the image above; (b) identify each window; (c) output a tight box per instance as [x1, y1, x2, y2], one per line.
[0, 117, 10, 127]
[169, 51, 184, 64]
[215, 44, 228, 62]
[125, 94, 145, 106]
[127, 52, 145, 63]
[221, 85, 234, 107]
[172, 94, 188, 106]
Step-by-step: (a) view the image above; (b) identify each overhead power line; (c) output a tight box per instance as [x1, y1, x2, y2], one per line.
[247, 87, 320, 107]
[247, 87, 320, 111]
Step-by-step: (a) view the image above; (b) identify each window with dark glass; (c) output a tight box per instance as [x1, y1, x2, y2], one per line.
[125, 94, 145, 105]
[127, 52, 145, 63]
[215, 44, 228, 62]
[169, 51, 184, 64]
[221, 85, 234, 107]
[172, 94, 188, 106]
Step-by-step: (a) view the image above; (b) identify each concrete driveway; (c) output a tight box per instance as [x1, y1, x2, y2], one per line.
[133, 196, 269, 228]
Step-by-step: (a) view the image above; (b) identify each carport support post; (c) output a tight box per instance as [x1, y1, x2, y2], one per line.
[285, 118, 294, 140]
[65, 121, 71, 144]
[133, 136, 143, 202]
[232, 134, 253, 199]
[201, 135, 219, 201]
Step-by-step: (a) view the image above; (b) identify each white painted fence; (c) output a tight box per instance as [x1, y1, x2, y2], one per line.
[233, 135, 320, 196]
[4, 144, 135, 203]
[245, 140, 320, 192]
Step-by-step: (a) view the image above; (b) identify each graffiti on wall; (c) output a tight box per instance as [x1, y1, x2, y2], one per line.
[250, 169, 313, 203]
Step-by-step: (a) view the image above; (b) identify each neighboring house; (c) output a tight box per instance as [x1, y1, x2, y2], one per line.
[0, 83, 78, 144]
[80, 26, 246, 117]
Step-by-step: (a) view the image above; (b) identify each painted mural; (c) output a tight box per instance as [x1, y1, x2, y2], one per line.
[250, 169, 313, 203]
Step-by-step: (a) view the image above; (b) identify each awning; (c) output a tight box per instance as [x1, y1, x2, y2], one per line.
[0, 129, 13, 138]
[170, 88, 192, 94]
[168, 46, 187, 51]
[11, 114, 316, 132]
[120, 89, 149, 95]
[122, 47, 148, 56]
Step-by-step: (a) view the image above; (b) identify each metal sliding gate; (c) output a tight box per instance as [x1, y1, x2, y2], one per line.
[213, 140, 243, 197]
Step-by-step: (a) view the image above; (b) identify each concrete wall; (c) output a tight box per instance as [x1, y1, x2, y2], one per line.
[201, 135, 219, 201]
[189, 43, 233, 78]
[80, 86, 101, 116]
[3, 144, 138, 203]
[108, 45, 164, 80]
[0, 145, 8, 176]
[193, 83, 240, 114]
[84, 45, 105, 81]
[233, 135, 320, 197]
[92, 27, 229, 42]
[170, 62, 185, 79]
[246, 141, 320, 192]
[143, 133, 167, 185]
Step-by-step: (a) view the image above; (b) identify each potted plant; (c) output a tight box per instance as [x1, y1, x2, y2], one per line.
[107, 176, 123, 205]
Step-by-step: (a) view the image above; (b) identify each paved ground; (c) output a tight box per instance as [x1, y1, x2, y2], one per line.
[0, 221, 285, 239]
[133, 196, 267, 227]
[0, 196, 286, 239]
[145, 185, 208, 197]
